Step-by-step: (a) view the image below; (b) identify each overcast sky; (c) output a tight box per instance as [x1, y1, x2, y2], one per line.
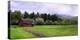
[10, 1, 78, 16]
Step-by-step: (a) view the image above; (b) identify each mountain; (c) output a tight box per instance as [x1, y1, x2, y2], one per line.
[56, 14, 78, 20]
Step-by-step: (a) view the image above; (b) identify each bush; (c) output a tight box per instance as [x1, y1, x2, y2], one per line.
[10, 20, 18, 25]
[44, 20, 53, 25]
[35, 17, 44, 25]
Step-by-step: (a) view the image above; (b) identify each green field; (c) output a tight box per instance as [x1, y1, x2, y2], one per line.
[10, 25, 36, 39]
[9, 25, 78, 39]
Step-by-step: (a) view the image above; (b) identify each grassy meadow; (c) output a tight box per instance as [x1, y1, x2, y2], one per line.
[10, 25, 36, 39]
[10, 25, 78, 39]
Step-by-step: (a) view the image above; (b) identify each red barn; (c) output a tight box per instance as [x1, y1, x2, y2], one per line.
[19, 19, 33, 27]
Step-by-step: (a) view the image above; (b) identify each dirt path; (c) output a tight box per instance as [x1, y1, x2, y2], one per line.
[24, 29, 47, 37]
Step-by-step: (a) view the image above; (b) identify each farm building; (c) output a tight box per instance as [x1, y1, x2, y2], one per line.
[18, 18, 34, 27]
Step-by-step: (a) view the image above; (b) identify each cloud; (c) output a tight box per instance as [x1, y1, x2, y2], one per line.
[10, 1, 78, 16]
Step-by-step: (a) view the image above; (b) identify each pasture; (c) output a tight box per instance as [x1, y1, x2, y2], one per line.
[9, 25, 78, 39]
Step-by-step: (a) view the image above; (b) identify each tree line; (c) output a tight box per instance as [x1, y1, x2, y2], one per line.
[9, 10, 78, 25]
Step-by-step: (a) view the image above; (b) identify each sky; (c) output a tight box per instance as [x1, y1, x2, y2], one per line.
[10, 1, 78, 16]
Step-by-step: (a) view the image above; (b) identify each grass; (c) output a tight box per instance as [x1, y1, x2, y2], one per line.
[10, 25, 36, 39]
[24, 25, 78, 37]
[9, 25, 78, 39]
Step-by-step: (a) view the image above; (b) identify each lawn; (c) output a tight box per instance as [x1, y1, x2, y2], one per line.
[9, 25, 78, 39]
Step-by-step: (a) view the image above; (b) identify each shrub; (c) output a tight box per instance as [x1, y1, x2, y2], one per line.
[35, 17, 44, 25]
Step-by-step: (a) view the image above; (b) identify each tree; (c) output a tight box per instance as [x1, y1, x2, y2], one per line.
[29, 12, 35, 19]
[36, 12, 40, 17]
[50, 14, 59, 22]
[35, 17, 44, 25]
[41, 13, 47, 22]
[23, 11, 29, 18]
[47, 14, 51, 20]
[10, 10, 22, 25]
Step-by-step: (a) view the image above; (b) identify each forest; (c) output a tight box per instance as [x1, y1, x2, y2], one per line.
[9, 10, 78, 25]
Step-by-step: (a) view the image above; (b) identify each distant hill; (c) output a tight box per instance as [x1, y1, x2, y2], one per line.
[56, 14, 78, 21]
